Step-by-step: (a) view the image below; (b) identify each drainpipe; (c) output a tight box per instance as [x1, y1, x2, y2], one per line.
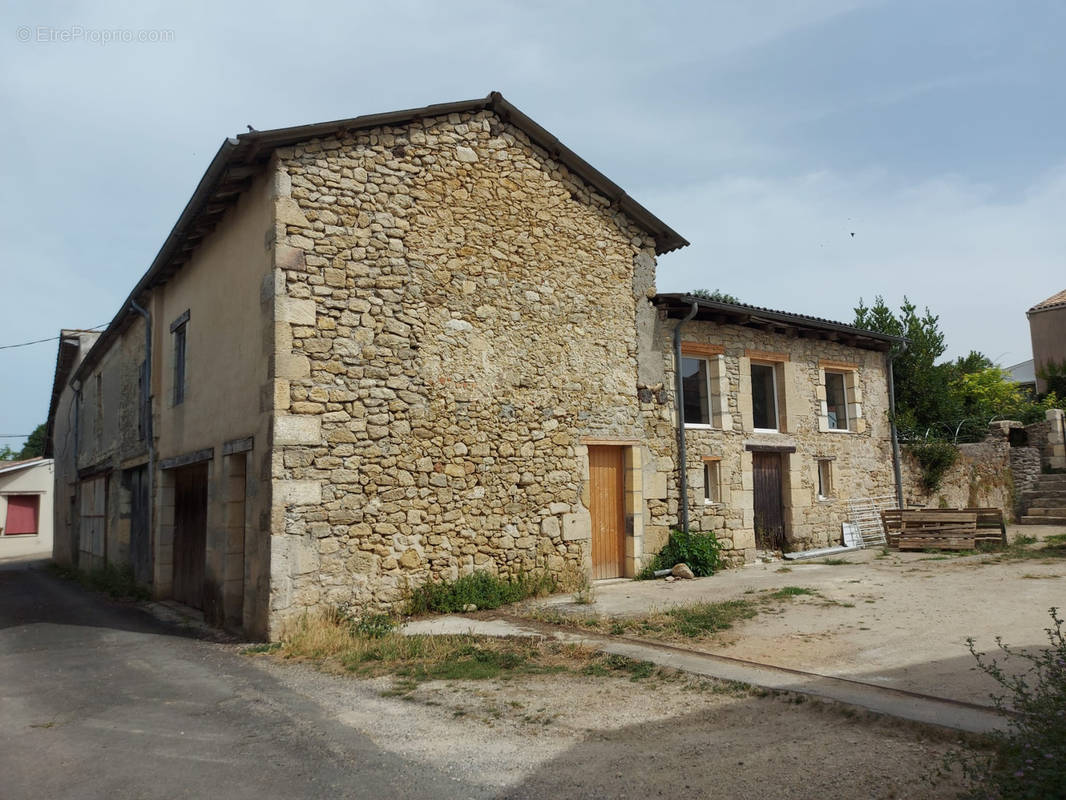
[130, 299, 154, 581]
[72, 379, 82, 567]
[886, 344, 907, 509]
[673, 301, 699, 534]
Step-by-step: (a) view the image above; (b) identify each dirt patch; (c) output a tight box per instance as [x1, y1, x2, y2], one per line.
[524, 524, 1066, 706]
[255, 655, 970, 799]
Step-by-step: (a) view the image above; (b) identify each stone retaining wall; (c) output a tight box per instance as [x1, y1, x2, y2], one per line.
[900, 423, 1020, 518]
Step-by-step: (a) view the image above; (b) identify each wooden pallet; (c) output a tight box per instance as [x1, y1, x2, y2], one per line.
[882, 508, 1006, 549]
[896, 511, 976, 551]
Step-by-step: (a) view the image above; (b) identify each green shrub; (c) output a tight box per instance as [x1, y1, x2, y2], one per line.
[956, 607, 1066, 798]
[909, 440, 959, 491]
[649, 529, 721, 577]
[406, 570, 556, 616]
[350, 612, 396, 639]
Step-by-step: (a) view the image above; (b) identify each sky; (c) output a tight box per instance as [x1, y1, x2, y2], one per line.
[2, 0, 1064, 449]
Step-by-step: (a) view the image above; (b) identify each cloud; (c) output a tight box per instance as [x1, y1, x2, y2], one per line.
[651, 164, 1066, 365]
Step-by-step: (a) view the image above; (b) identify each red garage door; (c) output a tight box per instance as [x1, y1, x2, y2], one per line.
[4, 495, 40, 535]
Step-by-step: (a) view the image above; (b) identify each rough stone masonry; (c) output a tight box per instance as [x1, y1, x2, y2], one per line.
[266, 108, 664, 627]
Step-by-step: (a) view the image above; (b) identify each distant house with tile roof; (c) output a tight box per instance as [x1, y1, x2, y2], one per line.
[1028, 289, 1066, 394]
[0, 457, 54, 559]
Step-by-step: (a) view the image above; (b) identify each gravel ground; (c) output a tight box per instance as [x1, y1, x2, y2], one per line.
[257, 656, 971, 799]
[528, 524, 1066, 705]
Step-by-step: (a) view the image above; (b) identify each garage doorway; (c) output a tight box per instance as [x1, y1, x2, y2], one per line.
[172, 463, 208, 610]
[124, 466, 151, 585]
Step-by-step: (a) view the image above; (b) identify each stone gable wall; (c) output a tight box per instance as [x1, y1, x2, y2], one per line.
[265, 109, 658, 629]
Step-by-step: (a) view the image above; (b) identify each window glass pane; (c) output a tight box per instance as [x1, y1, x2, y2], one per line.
[751, 364, 777, 429]
[174, 325, 186, 405]
[681, 357, 710, 425]
[817, 460, 832, 498]
[826, 372, 848, 429]
[704, 462, 721, 503]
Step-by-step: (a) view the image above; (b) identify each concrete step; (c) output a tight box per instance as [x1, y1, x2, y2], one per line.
[1034, 475, 1066, 487]
[1022, 492, 1066, 502]
[1021, 515, 1066, 525]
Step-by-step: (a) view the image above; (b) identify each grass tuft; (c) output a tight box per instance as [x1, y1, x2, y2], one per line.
[406, 570, 556, 616]
[269, 611, 680, 691]
[767, 586, 816, 599]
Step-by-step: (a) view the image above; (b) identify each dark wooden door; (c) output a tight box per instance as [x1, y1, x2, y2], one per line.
[752, 452, 786, 550]
[173, 463, 208, 609]
[126, 466, 151, 585]
[589, 446, 625, 579]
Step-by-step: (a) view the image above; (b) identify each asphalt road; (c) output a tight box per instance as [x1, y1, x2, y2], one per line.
[0, 559, 485, 800]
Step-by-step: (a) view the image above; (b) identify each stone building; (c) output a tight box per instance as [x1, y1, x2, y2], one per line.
[49, 92, 899, 638]
[648, 296, 899, 560]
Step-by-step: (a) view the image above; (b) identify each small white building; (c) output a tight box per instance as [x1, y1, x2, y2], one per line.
[0, 458, 54, 559]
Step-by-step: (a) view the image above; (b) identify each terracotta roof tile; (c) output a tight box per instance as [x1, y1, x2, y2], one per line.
[1029, 289, 1066, 313]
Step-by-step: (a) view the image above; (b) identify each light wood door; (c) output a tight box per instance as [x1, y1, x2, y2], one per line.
[589, 445, 625, 579]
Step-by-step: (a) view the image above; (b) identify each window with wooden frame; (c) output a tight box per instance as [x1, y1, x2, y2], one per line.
[681, 356, 712, 426]
[137, 359, 147, 440]
[681, 343, 727, 429]
[171, 310, 189, 406]
[703, 458, 722, 505]
[818, 360, 862, 433]
[751, 363, 779, 431]
[825, 371, 849, 431]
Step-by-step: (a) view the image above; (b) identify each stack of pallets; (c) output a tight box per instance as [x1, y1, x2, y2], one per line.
[880, 508, 1007, 551]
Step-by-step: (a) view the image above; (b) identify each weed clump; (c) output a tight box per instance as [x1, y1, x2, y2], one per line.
[406, 570, 556, 615]
[953, 607, 1066, 798]
[639, 529, 722, 578]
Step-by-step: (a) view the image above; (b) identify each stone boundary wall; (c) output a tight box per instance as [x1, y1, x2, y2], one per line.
[900, 422, 1029, 519]
[1025, 408, 1066, 471]
[1010, 446, 1041, 509]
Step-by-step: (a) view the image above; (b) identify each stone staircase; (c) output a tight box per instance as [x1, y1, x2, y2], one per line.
[1020, 473, 1066, 525]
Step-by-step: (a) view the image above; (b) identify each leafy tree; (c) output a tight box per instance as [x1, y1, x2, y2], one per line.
[854, 296, 959, 436]
[1038, 359, 1066, 399]
[0, 445, 16, 461]
[855, 296, 1065, 440]
[690, 288, 741, 304]
[17, 423, 46, 459]
[953, 350, 994, 375]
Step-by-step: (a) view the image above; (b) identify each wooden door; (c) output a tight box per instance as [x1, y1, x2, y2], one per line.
[589, 446, 625, 579]
[752, 452, 786, 550]
[126, 466, 151, 585]
[173, 463, 208, 609]
[79, 475, 107, 570]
